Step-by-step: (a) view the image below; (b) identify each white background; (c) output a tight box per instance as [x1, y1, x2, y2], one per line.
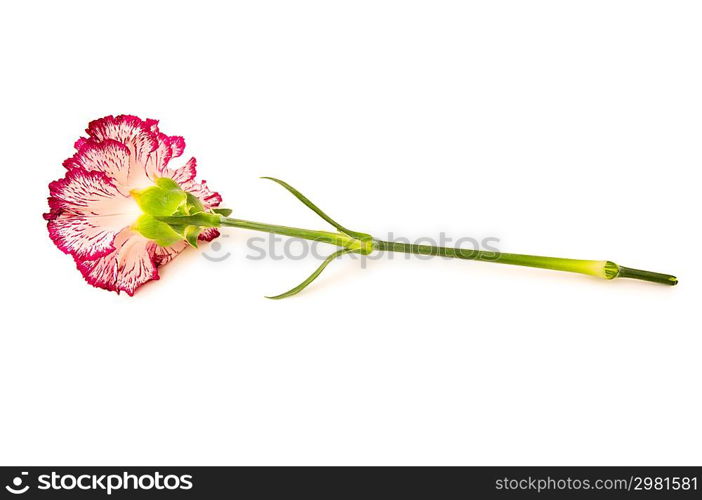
[1, 1, 699, 465]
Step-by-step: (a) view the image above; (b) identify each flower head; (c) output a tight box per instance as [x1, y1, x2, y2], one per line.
[45, 115, 222, 295]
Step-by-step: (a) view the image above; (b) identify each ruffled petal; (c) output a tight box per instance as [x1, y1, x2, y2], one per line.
[167, 135, 185, 159]
[86, 115, 157, 162]
[181, 179, 222, 209]
[82, 115, 190, 189]
[152, 240, 189, 266]
[165, 157, 197, 184]
[63, 139, 144, 195]
[198, 228, 221, 242]
[45, 168, 138, 260]
[85, 115, 158, 189]
[74, 137, 89, 151]
[144, 133, 187, 180]
[76, 229, 159, 296]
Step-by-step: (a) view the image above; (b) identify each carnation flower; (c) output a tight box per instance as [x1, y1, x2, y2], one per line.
[46, 115, 677, 298]
[44, 115, 222, 295]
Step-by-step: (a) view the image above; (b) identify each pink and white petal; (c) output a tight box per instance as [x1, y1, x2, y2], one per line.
[144, 118, 160, 133]
[182, 179, 222, 209]
[63, 139, 142, 194]
[86, 115, 157, 160]
[48, 214, 127, 261]
[152, 240, 189, 267]
[74, 137, 89, 151]
[76, 229, 159, 296]
[198, 228, 220, 242]
[86, 115, 158, 189]
[160, 157, 197, 184]
[46, 169, 138, 260]
[143, 133, 174, 179]
[143, 133, 187, 179]
[168, 135, 185, 159]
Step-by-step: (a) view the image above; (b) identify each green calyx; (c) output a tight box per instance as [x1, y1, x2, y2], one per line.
[131, 177, 227, 248]
[131, 177, 187, 216]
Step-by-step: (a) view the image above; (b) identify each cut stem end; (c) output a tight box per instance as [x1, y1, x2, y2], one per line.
[616, 266, 678, 286]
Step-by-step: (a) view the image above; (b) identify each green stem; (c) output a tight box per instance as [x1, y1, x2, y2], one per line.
[373, 240, 678, 286]
[161, 215, 678, 287]
[219, 217, 372, 253]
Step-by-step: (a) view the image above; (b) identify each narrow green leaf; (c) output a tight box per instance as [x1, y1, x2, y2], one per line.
[261, 177, 367, 239]
[212, 208, 233, 216]
[266, 248, 352, 300]
[184, 225, 201, 248]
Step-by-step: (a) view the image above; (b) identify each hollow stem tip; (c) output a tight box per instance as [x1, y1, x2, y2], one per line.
[617, 266, 678, 286]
